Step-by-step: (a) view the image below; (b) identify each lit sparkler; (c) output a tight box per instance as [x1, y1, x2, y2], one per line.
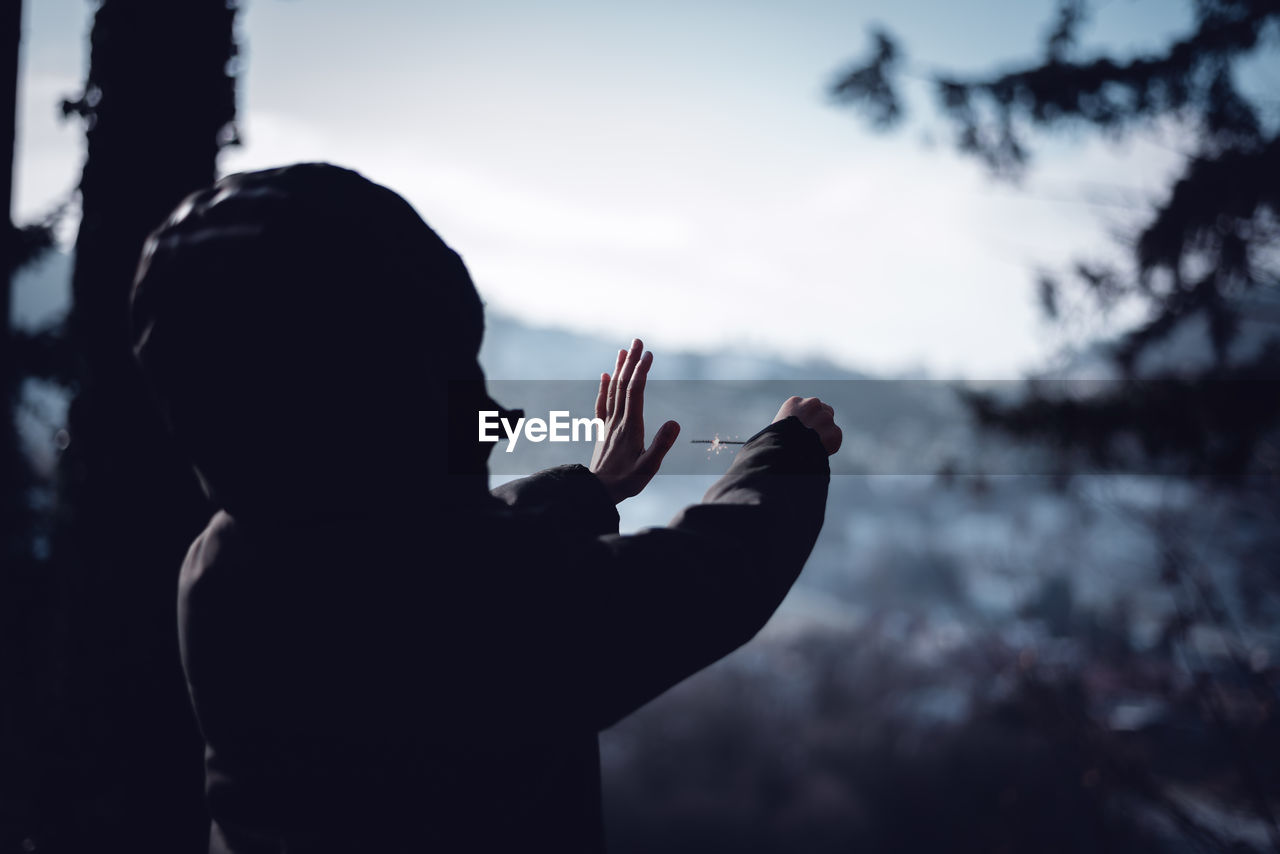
[689, 434, 746, 455]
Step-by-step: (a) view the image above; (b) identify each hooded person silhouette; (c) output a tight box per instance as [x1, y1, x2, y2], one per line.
[130, 163, 839, 853]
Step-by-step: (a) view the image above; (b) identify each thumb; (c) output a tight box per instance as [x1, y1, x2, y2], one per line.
[636, 420, 681, 481]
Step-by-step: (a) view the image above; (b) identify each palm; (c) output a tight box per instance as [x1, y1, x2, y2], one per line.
[589, 339, 680, 504]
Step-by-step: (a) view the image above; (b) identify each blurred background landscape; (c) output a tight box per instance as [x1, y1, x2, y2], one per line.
[4, 1, 1280, 852]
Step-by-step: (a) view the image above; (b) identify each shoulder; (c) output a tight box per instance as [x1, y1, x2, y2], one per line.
[178, 510, 247, 610]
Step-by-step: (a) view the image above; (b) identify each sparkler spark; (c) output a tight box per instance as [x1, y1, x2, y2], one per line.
[689, 433, 746, 455]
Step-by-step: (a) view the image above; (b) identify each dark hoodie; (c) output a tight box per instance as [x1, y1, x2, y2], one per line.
[131, 163, 830, 852]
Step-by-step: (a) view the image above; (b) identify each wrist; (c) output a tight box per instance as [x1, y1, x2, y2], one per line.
[589, 469, 627, 505]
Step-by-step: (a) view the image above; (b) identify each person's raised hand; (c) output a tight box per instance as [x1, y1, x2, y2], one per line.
[589, 338, 681, 504]
[772, 396, 842, 456]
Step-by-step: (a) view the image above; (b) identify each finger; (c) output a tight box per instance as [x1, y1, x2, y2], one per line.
[594, 372, 610, 421]
[622, 350, 653, 426]
[635, 420, 680, 483]
[773, 396, 802, 423]
[606, 348, 626, 418]
[615, 338, 644, 404]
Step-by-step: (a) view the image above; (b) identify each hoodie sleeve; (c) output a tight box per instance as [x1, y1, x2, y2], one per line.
[491, 464, 620, 538]
[509, 415, 830, 732]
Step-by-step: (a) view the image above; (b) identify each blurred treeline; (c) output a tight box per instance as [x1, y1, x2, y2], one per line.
[604, 2, 1280, 852]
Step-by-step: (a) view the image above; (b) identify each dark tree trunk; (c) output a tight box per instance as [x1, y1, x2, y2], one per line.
[1, 0, 17, 328]
[0, 1, 39, 850]
[53, 2, 237, 850]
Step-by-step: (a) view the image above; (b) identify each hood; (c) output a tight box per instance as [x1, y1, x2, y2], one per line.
[131, 163, 510, 521]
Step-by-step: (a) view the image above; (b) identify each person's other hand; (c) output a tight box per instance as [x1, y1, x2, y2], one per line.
[589, 338, 681, 504]
[772, 396, 842, 456]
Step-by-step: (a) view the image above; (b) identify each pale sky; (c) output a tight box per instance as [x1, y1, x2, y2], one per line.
[13, 0, 1195, 377]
